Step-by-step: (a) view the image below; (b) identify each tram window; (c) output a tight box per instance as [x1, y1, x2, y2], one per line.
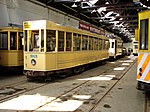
[94, 38, 98, 50]
[46, 30, 56, 52]
[135, 45, 138, 49]
[140, 19, 148, 50]
[41, 30, 44, 52]
[111, 42, 114, 48]
[101, 40, 104, 50]
[105, 40, 109, 49]
[74, 33, 81, 51]
[89, 36, 94, 50]
[24, 30, 27, 51]
[19, 32, 23, 50]
[58, 31, 64, 51]
[10, 32, 17, 50]
[82, 35, 88, 50]
[98, 39, 102, 50]
[29, 30, 39, 51]
[0, 32, 8, 50]
[66, 32, 72, 51]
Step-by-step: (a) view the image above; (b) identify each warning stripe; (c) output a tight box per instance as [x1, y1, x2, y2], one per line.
[137, 53, 150, 81]
[144, 65, 150, 81]
[137, 53, 144, 66]
[137, 53, 147, 79]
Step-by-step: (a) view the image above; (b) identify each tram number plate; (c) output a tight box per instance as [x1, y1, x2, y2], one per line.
[30, 55, 37, 58]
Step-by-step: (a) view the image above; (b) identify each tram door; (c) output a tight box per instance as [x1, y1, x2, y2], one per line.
[115, 40, 117, 55]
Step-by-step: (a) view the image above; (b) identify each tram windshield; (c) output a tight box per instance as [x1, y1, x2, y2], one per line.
[25, 29, 56, 52]
[140, 19, 148, 50]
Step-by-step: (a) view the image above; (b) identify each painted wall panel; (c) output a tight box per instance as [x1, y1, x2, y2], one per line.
[0, 0, 79, 28]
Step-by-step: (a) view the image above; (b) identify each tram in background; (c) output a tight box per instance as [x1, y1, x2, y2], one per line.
[133, 29, 138, 56]
[0, 27, 23, 71]
[23, 20, 110, 81]
[109, 36, 123, 59]
[133, 40, 138, 56]
[136, 10, 150, 91]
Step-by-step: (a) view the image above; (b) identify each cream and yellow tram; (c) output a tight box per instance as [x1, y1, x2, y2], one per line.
[23, 20, 109, 80]
[136, 10, 150, 91]
[0, 27, 23, 71]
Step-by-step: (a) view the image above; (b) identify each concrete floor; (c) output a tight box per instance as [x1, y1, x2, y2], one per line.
[0, 56, 147, 112]
[93, 61, 145, 112]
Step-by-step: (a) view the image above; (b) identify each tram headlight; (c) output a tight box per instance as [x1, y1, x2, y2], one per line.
[31, 59, 36, 66]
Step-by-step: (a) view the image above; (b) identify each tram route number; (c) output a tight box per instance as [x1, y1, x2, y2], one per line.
[30, 55, 37, 58]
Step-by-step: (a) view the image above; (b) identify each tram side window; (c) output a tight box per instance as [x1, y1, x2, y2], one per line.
[105, 40, 109, 49]
[19, 32, 23, 50]
[0, 32, 8, 50]
[58, 31, 64, 51]
[140, 19, 148, 50]
[10, 32, 17, 50]
[82, 35, 88, 50]
[46, 30, 56, 52]
[66, 32, 72, 51]
[73, 33, 81, 51]
[98, 39, 102, 50]
[89, 36, 94, 50]
[24, 30, 27, 51]
[94, 38, 98, 50]
[41, 30, 44, 52]
[111, 42, 114, 48]
[101, 40, 104, 50]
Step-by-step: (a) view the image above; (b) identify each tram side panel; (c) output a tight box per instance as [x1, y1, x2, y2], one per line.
[136, 10, 150, 91]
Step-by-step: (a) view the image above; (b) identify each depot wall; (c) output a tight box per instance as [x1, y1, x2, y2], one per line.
[0, 0, 79, 27]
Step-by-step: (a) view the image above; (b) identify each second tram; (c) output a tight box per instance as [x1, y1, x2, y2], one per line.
[23, 20, 110, 80]
[0, 27, 23, 71]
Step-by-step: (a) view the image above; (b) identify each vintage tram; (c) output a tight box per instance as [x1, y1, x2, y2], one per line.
[0, 27, 23, 71]
[108, 36, 123, 59]
[23, 20, 109, 81]
[136, 10, 150, 91]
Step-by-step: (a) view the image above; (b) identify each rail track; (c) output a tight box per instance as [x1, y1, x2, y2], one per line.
[0, 57, 135, 112]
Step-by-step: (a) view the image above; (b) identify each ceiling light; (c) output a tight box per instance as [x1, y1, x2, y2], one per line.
[72, 3, 77, 7]
[105, 2, 109, 4]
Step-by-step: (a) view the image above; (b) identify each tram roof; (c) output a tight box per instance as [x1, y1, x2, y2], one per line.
[34, 0, 150, 42]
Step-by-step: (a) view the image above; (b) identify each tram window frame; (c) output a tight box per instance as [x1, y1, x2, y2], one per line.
[111, 42, 114, 48]
[89, 36, 94, 50]
[46, 30, 56, 52]
[66, 32, 72, 51]
[140, 19, 148, 50]
[58, 31, 64, 51]
[94, 37, 98, 50]
[10, 32, 17, 50]
[41, 29, 44, 52]
[28, 30, 39, 51]
[24, 30, 27, 51]
[19, 32, 23, 50]
[82, 35, 88, 50]
[98, 39, 102, 50]
[73, 33, 81, 51]
[105, 40, 109, 49]
[0, 32, 8, 50]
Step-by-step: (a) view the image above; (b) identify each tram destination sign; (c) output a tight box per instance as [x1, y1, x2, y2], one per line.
[79, 22, 105, 36]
